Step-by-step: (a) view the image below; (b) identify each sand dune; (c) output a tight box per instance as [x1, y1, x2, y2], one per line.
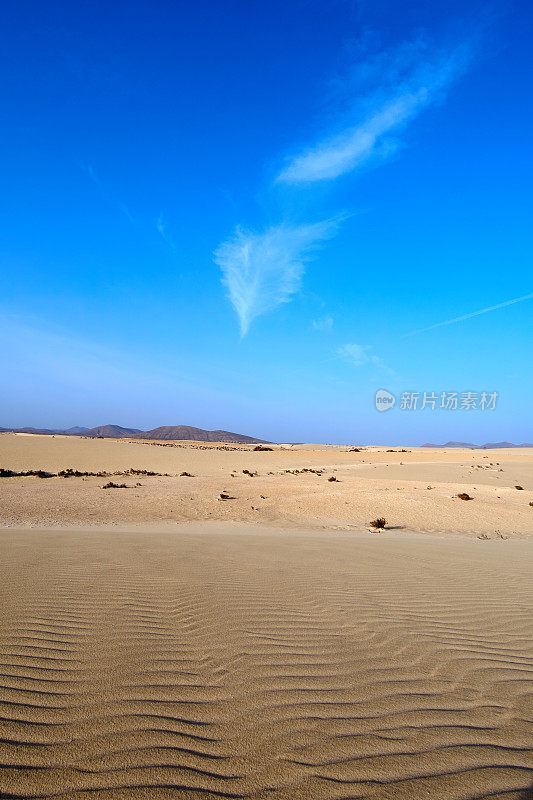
[1, 434, 532, 798]
[0, 525, 531, 799]
[0, 433, 532, 536]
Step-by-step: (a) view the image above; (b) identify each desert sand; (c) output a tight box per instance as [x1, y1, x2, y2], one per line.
[0, 432, 532, 536]
[0, 526, 532, 799]
[0, 434, 532, 799]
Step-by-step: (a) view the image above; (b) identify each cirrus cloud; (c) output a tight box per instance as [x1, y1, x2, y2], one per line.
[277, 39, 471, 184]
[214, 218, 341, 336]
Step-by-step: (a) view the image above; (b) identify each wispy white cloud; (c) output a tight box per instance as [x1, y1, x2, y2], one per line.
[405, 292, 533, 336]
[338, 343, 383, 367]
[216, 36, 472, 333]
[81, 163, 136, 223]
[277, 38, 471, 184]
[156, 214, 178, 253]
[214, 219, 341, 336]
[313, 314, 334, 331]
[0, 309, 242, 428]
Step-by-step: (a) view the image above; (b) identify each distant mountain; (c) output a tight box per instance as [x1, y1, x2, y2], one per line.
[482, 441, 527, 449]
[1, 426, 62, 435]
[136, 426, 269, 443]
[423, 441, 533, 449]
[423, 441, 475, 448]
[1, 423, 270, 444]
[83, 424, 143, 438]
[0, 425, 90, 435]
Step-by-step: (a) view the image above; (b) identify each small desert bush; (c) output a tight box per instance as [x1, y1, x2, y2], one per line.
[218, 492, 234, 500]
[125, 468, 164, 476]
[370, 518, 387, 529]
[457, 492, 473, 501]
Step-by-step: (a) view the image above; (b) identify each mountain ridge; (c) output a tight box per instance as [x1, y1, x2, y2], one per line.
[2, 427, 532, 447]
[0, 424, 270, 444]
[422, 440, 533, 449]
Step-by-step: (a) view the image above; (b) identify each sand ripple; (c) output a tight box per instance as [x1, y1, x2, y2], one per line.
[0, 527, 532, 799]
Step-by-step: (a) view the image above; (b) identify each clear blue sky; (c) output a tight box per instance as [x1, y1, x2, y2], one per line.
[1, 0, 532, 444]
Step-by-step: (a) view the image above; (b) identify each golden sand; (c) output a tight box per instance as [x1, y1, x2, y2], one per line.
[0, 525, 531, 799]
[0, 433, 532, 536]
[1, 433, 532, 798]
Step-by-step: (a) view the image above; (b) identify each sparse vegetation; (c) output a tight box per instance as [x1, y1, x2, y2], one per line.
[1, 466, 167, 479]
[58, 468, 109, 478]
[0, 468, 53, 478]
[101, 481, 129, 489]
[328, 476, 339, 482]
[253, 445, 273, 451]
[180, 471, 193, 477]
[243, 469, 258, 477]
[515, 485, 524, 490]
[370, 518, 387, 529]
[284, 468, 323, 475]
[457, 493, 473, 501]
[124, 468, 166, 476]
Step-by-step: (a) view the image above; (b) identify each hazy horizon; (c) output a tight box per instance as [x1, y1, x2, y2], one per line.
[2, 420, 532, 448]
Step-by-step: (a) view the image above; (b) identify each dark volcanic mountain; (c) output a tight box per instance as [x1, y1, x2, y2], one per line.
[1, 424, 270, 444]
[83, 424, 143, 438]
[136, 426, 269, 443]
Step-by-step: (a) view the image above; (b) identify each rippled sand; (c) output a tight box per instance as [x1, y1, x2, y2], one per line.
[1, 525, 531, 799]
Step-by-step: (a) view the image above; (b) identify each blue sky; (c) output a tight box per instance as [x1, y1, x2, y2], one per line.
[1, 0, 532, 444]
